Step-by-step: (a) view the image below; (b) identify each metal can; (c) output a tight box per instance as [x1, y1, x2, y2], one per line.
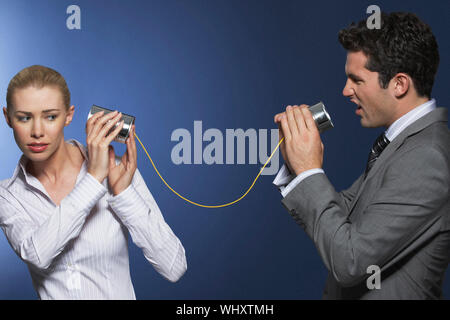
[87, 105, 135, 143]
[309, 101, 334, 133]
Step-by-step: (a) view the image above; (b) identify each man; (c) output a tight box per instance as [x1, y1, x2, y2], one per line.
[273, 12, 449, 299]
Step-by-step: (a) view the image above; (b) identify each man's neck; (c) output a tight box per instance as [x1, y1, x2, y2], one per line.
[388, 96, 430, 127]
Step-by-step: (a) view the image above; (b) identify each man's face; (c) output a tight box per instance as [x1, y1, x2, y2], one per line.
[342, 51, 396, 128]
[2, 85, 74, 162]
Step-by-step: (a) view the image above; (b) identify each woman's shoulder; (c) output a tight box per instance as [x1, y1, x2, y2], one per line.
[0, 175, 20, 192]
[0, 179, 11, 190]
[0, 179, 18, 207]
[66, 139, 87, 164]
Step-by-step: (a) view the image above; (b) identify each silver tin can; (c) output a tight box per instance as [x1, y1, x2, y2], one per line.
[87, 105, 135, 143]
[309, 101, 334, 133]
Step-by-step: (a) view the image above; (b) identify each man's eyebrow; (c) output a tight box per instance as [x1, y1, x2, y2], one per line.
[14, 109, 61, 115]
[347, 73, 364, 82]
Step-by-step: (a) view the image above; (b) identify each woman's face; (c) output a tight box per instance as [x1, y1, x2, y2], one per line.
[2, 85, 74, 162]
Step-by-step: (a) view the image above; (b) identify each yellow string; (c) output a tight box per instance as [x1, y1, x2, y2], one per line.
[133, 131, 285, 208]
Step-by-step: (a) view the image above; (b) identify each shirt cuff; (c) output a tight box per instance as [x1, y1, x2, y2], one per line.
[106, 183, 149, 223]
[281, 168, 325, 198]
[273, 164, 295, 187]
[66, 173, 108, 211]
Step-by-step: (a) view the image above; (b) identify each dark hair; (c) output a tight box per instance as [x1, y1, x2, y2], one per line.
[338, 12, 439, 98]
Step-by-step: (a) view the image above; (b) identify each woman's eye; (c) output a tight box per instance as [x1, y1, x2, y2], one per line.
[17, 115, 57, 122]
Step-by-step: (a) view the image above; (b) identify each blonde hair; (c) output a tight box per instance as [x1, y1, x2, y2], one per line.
[6, 65, 70, 114]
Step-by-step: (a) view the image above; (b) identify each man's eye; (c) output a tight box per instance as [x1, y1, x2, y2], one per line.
[18, 116, 30, 122]
[47, 115, 57, 121]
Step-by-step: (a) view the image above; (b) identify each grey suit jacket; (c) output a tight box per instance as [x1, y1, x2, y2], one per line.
[281, 107, 450, 299]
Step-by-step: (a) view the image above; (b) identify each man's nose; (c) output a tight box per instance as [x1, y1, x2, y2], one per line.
[31, 119, 44, 138]
[342, 79, 354, 97]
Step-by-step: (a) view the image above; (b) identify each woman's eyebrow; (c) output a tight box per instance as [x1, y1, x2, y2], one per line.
[14, 109, 61, 115]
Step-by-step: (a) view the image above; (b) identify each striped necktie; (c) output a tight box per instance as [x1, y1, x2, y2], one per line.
[364, 133, 390, 178]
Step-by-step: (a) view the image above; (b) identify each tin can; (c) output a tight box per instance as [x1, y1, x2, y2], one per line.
[87, 105, 135, 143]
[309, 102, 334, 133]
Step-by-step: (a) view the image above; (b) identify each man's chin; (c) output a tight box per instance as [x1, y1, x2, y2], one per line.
[360, 118, 385, 129]
[360, 118, 376, 128]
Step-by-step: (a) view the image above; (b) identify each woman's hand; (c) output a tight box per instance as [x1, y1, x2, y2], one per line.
[86, 110, 124, 183]
[107, 124, 137, 196]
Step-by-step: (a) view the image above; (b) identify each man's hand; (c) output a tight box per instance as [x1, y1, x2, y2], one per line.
[274, 105, 324, 176]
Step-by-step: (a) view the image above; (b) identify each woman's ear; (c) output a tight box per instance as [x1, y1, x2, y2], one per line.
[64, 105, 75, 127]
[3, 107, 12, 128]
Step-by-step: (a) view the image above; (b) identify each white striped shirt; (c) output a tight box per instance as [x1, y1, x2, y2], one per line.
[0, 139, 187, 300]
[273, 99, 437, 197]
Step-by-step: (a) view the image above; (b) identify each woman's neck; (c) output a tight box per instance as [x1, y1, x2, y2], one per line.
[27, 140, 81, 185]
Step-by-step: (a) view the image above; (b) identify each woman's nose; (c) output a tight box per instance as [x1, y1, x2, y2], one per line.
[31, 119, 44, 138]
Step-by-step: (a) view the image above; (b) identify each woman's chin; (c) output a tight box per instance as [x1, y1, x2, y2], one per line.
[22, 148, 50, 161]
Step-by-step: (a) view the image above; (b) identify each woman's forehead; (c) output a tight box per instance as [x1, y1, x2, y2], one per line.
[12, 86, 65, 112]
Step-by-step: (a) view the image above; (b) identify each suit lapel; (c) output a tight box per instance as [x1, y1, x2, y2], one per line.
[347, 107, 448, 216]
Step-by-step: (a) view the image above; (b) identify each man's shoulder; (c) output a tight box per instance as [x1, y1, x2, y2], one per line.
[385, 122, 450, 182]
[403, 120, 449, 157]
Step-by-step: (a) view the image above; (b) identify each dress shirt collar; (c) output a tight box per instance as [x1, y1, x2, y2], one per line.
[6, 139, 87, 189]
[385, 98, 436, 142]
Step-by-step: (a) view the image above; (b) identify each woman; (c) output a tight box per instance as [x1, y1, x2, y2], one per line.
[0, 65, 187, 299]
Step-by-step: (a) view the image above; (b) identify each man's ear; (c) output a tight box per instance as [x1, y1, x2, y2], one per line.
[3, 107, 12, 128]
[64, 105, 75, 127]
[391, 73, 411, 98]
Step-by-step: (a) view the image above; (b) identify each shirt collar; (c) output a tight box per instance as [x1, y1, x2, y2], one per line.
[5, 139, 88, 190]
[385, 98, 437, 141]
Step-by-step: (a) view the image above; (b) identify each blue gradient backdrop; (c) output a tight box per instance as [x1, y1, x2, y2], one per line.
[0, 0, 448, 299]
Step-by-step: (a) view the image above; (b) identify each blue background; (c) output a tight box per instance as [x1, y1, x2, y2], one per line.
[0, 0, 448, 299]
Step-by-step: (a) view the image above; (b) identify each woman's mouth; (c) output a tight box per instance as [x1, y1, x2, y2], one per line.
[27, 144, 49, 152]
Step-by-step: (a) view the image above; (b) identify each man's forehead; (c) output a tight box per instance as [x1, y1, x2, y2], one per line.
[345, 51, 369, 74]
